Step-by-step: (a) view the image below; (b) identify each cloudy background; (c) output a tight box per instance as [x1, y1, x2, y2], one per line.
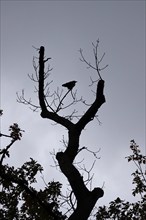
[0, 0, 145, 212]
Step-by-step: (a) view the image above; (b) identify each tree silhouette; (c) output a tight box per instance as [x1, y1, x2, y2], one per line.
[37, 43, 106, 219]
[1, 41, 108, 219]
[0, 41, 145, 219]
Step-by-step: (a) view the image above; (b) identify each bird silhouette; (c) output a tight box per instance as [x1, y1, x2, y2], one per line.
[62, 80, 77, 90]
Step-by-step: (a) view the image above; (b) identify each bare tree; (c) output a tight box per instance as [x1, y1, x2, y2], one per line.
[17, 41, 107, 219]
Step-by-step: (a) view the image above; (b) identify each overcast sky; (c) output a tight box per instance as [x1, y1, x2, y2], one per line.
[0, 0, 145, 212]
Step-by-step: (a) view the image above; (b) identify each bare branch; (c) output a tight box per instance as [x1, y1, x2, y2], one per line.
[16, 90, 40, 112]
[78, 146, 101, 159]
[79, 48, 96, 71]
[79, 40, 108, 81]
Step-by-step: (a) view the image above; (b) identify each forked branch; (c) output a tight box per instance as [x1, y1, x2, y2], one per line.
[79, 39, 108, 80]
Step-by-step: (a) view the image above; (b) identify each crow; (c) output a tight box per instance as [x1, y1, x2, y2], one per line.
[62, 80, 77, 90]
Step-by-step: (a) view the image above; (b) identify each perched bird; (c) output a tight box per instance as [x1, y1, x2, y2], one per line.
[62, 80, 77, 90]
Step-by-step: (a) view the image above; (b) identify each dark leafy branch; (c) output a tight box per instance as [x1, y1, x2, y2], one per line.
[126, 140, 146, 198]
[0, 161, 64, 220]
[0, 117, 65, 219]
[0, 123, 24, 165]
[96, 141, 146, 220]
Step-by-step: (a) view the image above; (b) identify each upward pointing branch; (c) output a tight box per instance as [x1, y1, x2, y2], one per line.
[38, 46, 74, 130]
[76, 80, 105, 131]
[39, 46, 47, 111]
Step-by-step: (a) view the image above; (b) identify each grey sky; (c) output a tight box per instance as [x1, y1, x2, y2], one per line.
[0, 0, 145, 211]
